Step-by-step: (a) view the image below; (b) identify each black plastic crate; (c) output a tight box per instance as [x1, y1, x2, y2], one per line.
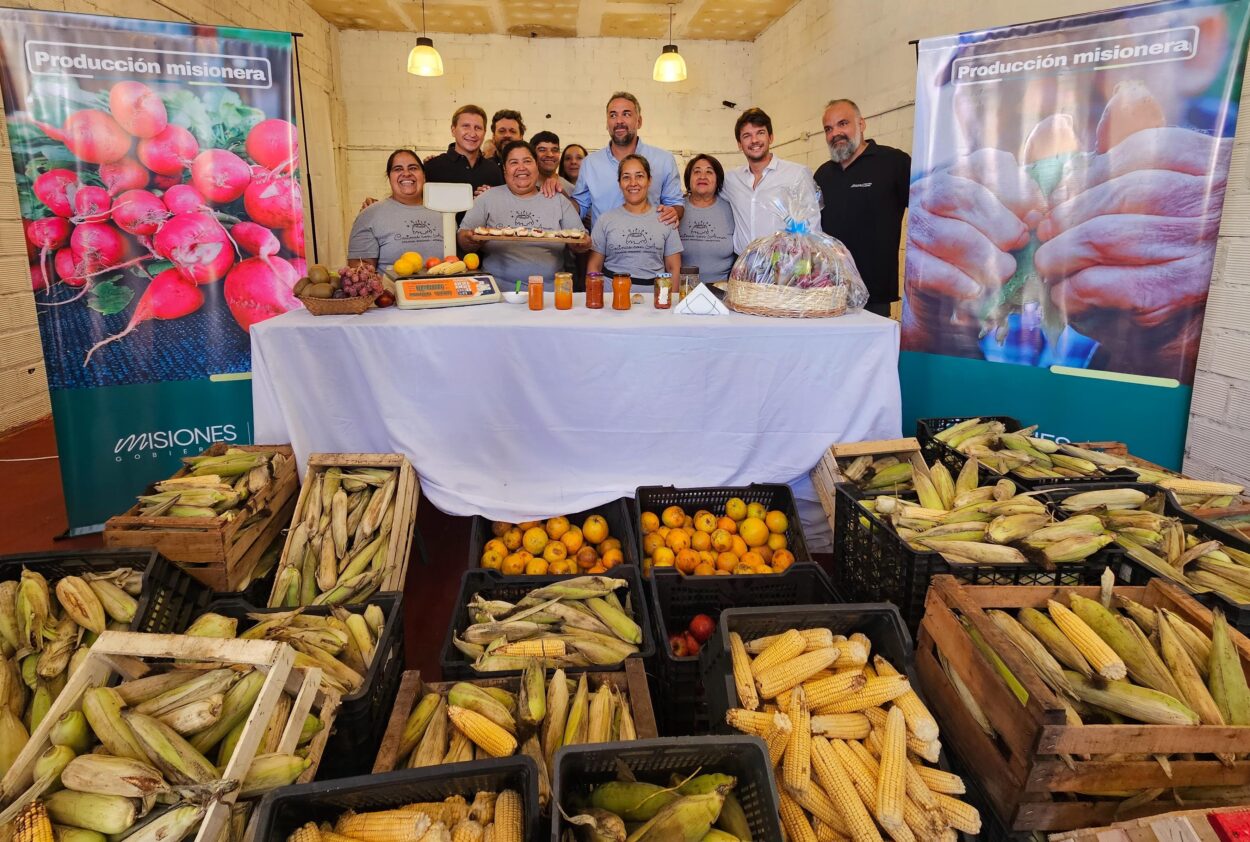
[700, 603, 913, 730]
[0, 547, 211, 634]
[189, 591, 405, 779]
[648, 564, 838, 736]
[252, 756, 540, 842]
[440, 567, 655, 680]
[917, 415, 1138, 490]
[550, 737, 784, 842]
[633, 483, 811, 565]
[832, 482, 1120, 632]
[466, 497, 639, 570]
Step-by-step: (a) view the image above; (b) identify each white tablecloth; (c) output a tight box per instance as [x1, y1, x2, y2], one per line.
[251, 293, 902, 551]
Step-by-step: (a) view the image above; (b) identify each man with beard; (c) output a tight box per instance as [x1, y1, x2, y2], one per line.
[721, 107, 819, 255]
[571, 92, 683, 227]
[484, 109, 525, 166]
[814, 99, 911, 316]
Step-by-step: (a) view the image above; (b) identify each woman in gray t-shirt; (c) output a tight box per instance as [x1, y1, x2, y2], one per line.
[347, 150, 445, 270]
[588, 154, 682, 283]
[678, 154, 736, 280]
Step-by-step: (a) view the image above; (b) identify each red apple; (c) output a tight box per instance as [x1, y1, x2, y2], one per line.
[688, 614, 715, 643]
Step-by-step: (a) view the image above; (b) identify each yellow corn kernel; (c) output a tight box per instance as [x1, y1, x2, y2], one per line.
[757, 647, 841, 699]
[336, 811, 429, 842]
[1047, 600, 1127, 681]
[730, 632, 760, 710]
[818, 675, 910, 714]
[800, 672, 868, 710]
[876, 707, 907, 835]
[493, 639, 566, 658]
[286, 823, 322, 842]
[810, 713, 871, 740]
[779, 789, 818, 842]
[783, 685, 811, 795]
[725, 707, 775, 736]
[448, 706, 518, 758]
[935, 794, 981, 835]
[863, 708, 941, 763]
[763, 712, 793, 766]
[494, 790, 523, 842]
[912, 766, 965, 796]
[15, 801, 53, 842]
[791, 782, 852, 836]
[747, 627, 836, 654]
[810, 738, 883, 842]
[451, 819, 484, 842]
[872, 657, 938, 742]
[751, 629, 807, 677]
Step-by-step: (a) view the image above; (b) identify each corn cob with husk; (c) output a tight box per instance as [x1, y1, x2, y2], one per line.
[130, 448, 285, 518]
[721, 623, 973, 839]
[270, 463, 404, 606]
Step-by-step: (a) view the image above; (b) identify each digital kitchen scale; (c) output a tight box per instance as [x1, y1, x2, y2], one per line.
[392, 273, 502, 309]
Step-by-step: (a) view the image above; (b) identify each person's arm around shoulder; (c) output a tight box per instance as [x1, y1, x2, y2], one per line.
[570, 168, 592, 219]
[796, 165, 822, 233]
[656, 151, 685, 226]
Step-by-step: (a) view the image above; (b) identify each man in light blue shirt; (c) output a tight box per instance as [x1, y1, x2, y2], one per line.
[570, 92, 685, 228]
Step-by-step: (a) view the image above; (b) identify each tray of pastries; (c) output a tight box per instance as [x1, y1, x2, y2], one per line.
[471, 226, 588, 243]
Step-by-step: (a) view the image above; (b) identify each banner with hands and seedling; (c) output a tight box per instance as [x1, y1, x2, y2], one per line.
[0, 9, 306, 532]
[901, 0, 1249, 467]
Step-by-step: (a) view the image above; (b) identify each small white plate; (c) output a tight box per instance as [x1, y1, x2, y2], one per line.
[501, 291, 529, 304]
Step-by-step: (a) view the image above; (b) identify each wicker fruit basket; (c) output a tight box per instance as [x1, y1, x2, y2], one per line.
[726, 279, 848, 318]
[298, 292, 378, 316]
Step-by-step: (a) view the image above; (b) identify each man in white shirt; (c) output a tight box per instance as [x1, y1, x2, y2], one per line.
[721, 107, 821, 254]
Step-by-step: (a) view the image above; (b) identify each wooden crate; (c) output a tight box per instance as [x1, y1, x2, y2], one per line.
[372, 657, 659, 773]
[809, 437, 920, 535]
[916, 576, 1250, 833]
[268, 453, 420, 604]
[0, 631, 336, 842]
[103, 444, 299, 591]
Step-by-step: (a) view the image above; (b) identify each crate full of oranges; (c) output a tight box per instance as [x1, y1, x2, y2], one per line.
[478, 514, 631, 575]
[640, 497, 798, 576]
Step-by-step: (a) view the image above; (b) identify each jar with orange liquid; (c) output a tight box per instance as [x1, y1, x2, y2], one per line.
[585, 273, 604, 309]
[554, 272, 573, 310]
[612, 273, 632, 310]
[527, 275, 544, 310]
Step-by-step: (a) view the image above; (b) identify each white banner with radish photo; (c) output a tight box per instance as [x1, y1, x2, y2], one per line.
[0, 9, 305, 533]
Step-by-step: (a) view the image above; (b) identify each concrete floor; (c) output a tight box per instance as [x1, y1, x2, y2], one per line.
[0, 416, 470, 680]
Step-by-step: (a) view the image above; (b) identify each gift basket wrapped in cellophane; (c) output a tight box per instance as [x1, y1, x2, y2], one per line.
[727, 191, 869, 318]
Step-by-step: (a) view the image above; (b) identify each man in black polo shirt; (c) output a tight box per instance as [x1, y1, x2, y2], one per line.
[424, 104, 504, 200]
[814, 99, 910, 317]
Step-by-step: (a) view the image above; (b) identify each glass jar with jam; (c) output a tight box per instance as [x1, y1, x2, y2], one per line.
[654, 273, 673, 309]
[554, 272, 573, 310]
[679, 265, 700, 301]
[585, 273, 604, 309]
[612, 274, 632, 310]
[527, 275, 544, 310]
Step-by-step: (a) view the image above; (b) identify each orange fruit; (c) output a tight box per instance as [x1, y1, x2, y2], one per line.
[694, 512, 717, 533]
[730, 535, 748, 557]
[426, 256, 442, 268]
[739, 517, 769, 548]
[716, 552, 738, 572]
[480, 548, 503, 570]
[716, 516, 738, 535]
[661, 506, 686, 529]
[767, 533, 788, 551]
[747, 501, 767, 521]
[518, 520, 542, 531]
[491, 521, 511, 537]
[576, 547, 598, 569]
[444, 255, 458, 263]
[463, 252, 480, 270]
[710, 529, 733, 553]
[561, 526, 584, 553]
[741, 551, 764, 569]
[598, 538, 622, 555]
[666, 530, 691, 553]
[543, 542, 568, 564]
[587, 564, 607, 574]
[691, 532, 712, 552]
[756, 546, 773, 564]
[515, 550, 534, 564]
[640, 511, 660, 534]
[714, 569, 730, 575]
[765, 510, 788, 534]
[675, 548, 700, 574]
[725, 498, 747, 521]
[698, 550, 717, 567]
[757, 565, 774, 574]
[502, 528, 523, 551]
[693, 562, 716, 576]
[602, 548, 624, 568]
[525, 557, 549, 575]
[501, 553, 525, 575]
[484, 538, 508, 558]
[643, 533, 665, 556]
[522, 527, 549, 555]
[582, 515, 609, 544]
[771, 549, 795, 572]
[653, 547, 675, 568]
[733, 563, 756, 575]
[546, 516, 570, 540]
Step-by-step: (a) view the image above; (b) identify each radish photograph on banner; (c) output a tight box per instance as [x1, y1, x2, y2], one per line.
[901, 0, 1249, 468]
[0, 10, 305, 532]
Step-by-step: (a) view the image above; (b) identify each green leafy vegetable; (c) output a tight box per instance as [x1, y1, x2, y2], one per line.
[88, 279, 134, 316]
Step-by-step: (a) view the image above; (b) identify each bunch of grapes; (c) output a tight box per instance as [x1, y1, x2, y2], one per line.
[336, 264, 384, 299]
